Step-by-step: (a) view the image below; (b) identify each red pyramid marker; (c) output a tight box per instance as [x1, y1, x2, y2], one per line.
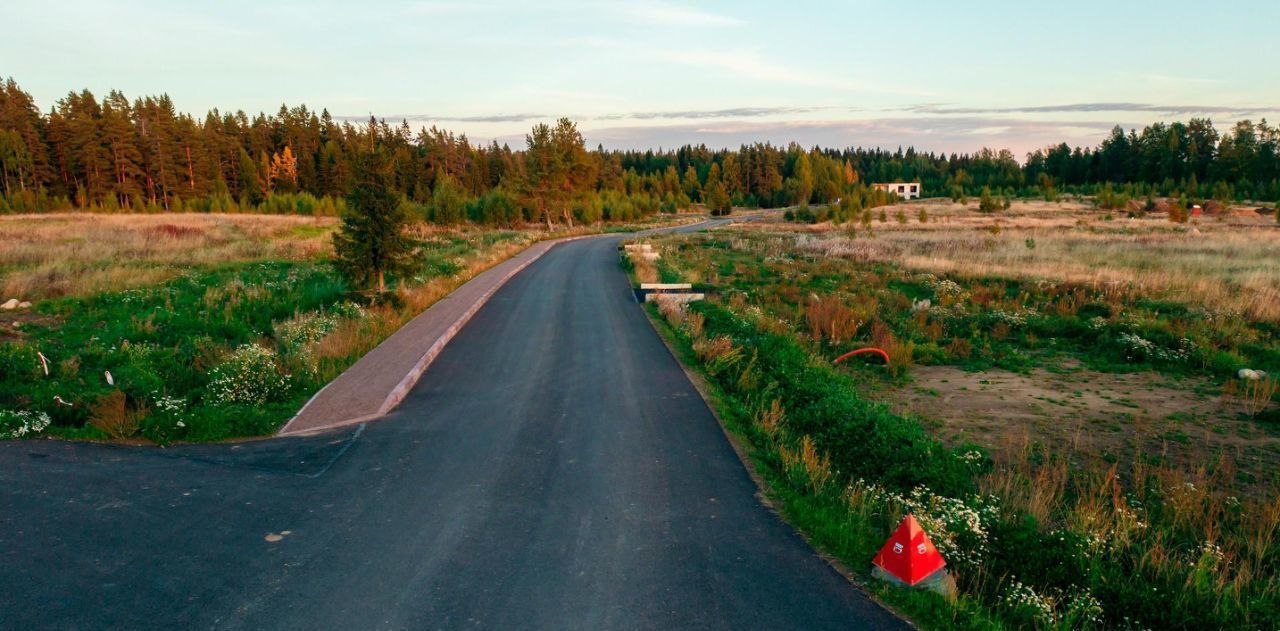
[872, 514, 946, 586]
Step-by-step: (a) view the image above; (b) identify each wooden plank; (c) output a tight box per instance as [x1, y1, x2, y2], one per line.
[640, 283, 693, 290]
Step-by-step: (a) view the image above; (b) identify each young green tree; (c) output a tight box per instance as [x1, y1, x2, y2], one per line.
[333, 152, 411, 293]
[792, 151, 813, 204]
[978, 186, 1001, 212]
[236, 147, 263, 205]
[681, 165, 701, 202]
[429, 173, 467, 225]
[703, 163, 732, 216]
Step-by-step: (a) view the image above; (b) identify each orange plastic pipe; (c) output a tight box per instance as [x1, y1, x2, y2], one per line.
[832, 347, 891, 365]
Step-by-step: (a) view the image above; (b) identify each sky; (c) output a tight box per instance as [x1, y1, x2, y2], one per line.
[3, 0, 1278, 157]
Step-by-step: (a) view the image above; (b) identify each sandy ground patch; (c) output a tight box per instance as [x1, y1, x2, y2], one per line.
[886, 363, 1280, 493]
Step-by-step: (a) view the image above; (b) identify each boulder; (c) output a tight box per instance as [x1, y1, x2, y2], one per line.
[1, 298, 18, 310]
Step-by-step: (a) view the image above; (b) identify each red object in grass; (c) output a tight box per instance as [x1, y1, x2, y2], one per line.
[832, 347, 890, 366]
[872, 514, 947, 586]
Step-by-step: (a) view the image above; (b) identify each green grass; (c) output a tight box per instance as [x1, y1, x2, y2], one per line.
[1, 231, 518, 443]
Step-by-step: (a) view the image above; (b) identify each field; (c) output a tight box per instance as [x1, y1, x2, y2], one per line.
[633, 199, 1280, 629]
[0, 213, 335, 301]
[0, 211, 699, 443]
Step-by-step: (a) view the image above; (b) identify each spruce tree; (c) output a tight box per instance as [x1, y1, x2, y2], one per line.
[333, 152, 411, 294]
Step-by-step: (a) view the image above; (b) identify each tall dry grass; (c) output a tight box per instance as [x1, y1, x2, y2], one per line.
[0, 213, 335, 300]
[804, 295, 867, 344]
[980, 423, 1280, 614]
[787, 220, 1280, 321]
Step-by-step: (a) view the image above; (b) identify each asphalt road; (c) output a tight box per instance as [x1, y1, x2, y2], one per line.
[0, 231, 908, 630]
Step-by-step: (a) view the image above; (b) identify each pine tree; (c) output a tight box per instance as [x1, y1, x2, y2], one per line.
[135, 95, 184, 209]
[57, 90, 111, 206]
[333, 152, 411, 293]
[101, 91, 143, 207]
[0, 78, 53, 194]
[0, 130, 32, 197]
[520, 118, 595, 228]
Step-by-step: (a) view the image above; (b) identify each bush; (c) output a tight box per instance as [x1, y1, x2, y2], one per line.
[0, 409, 52, 439]
[88, 390, 143, 439]
[205, 344, 291, 406]
[428, 175, 468, 225]
[805, 295, 864, 344]
[978, 187, 1001, 212]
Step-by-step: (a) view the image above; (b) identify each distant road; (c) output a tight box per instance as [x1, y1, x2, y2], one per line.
[0, 224, 906, 630]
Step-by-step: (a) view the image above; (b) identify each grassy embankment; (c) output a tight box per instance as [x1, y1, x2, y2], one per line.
[629, 201, 1279, 629]
[0, 211, 700, 443]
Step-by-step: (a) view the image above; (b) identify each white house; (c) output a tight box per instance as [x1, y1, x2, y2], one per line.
[872, 182, 921, 200]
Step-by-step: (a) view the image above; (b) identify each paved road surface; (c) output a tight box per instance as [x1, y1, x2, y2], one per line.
[0, 233, 907, 630]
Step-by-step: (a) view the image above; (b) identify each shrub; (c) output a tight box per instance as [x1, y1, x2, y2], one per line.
[275, 312, 340, 351]
[205, 344, 291, 406]
[692, 335, 742, 375]
[871, 320, 914, 377]
[804, 295, 863, 344]
[979, 187, 1001, 212]
[0, 409, 52, 439]
[88, 390, 144, 439]
[274, 310, 342, 373]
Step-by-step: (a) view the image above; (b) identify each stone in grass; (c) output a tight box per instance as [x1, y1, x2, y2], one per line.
[1, 299, 17, 310]
[1238, 368, 1269, 381]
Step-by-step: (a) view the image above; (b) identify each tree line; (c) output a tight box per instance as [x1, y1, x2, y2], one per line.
[2, 77, 1278, 220]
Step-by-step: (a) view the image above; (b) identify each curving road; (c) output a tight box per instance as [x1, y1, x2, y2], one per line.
[0, 233, 907, 630]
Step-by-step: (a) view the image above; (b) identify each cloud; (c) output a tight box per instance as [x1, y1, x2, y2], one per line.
[335, 106, 846, 125]
[404, 1, 496, 15]
[652, 49, 934, 96]
[903, 102, 1276, 116]
[617, 2, 741, 27]
[333, 113, 546, 123]
[597, 106, 842, 120]
[567, 117, 1125, 156]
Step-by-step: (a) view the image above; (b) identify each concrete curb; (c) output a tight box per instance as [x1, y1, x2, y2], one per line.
[277, 233, 596, 437]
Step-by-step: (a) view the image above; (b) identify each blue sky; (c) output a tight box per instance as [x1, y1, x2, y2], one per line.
[3, 0, 1278, 155]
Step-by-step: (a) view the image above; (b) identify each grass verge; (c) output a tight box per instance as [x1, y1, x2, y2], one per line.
[643, 294, 1279, 629]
